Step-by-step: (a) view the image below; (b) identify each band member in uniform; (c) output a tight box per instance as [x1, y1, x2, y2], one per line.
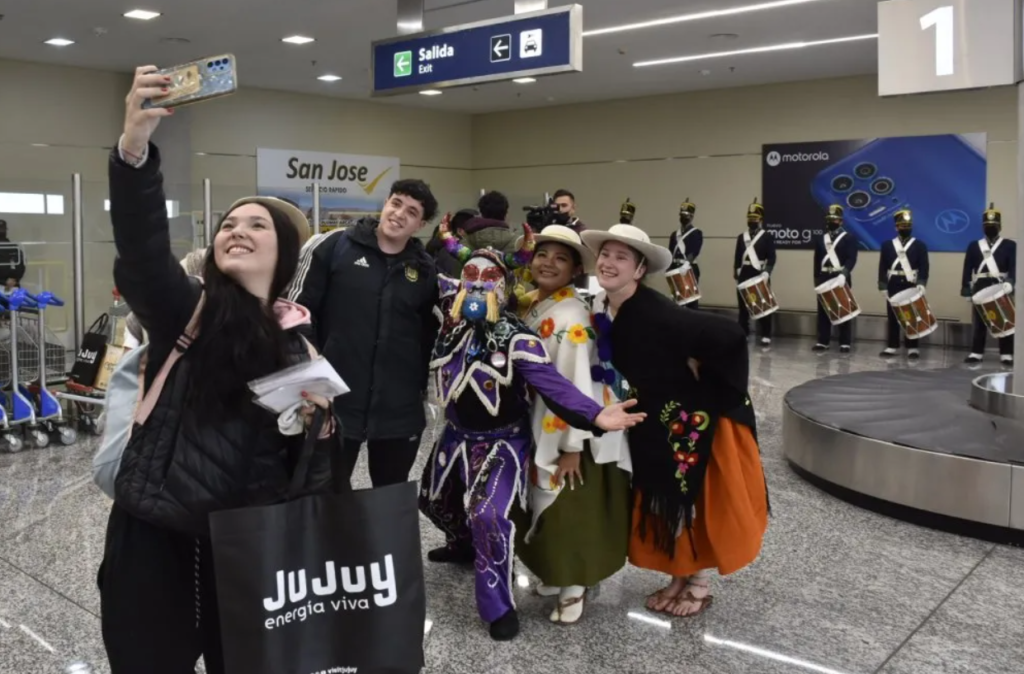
[812, 205, 858, 353]
[619, 198, 636, 225]
[878, 209, 929, 359]
[734, 199, 776, 345]
[961, 203, 1015, 365]
[668, 199, 703, 309]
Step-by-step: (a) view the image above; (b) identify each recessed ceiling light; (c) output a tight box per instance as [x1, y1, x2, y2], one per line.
[634, 33, 878, 67]
[282, 35, 315, 45]
[585, 0, 831, 37]
[419, 89, 443, 96]
[44, 38, 74, 47]
[318, 75, 342, 82]
[513, 77, 536, 84]
[123, 9, 162, 20]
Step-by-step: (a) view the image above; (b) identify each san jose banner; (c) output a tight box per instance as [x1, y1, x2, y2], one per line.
[256, 148, 400, 230]
[761, 133, 987, 252]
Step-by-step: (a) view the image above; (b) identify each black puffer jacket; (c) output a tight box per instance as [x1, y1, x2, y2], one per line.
[109, 144, 333, 536]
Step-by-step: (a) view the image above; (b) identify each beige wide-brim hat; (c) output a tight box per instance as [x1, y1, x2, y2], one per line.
[226, 196, 312, 246]
[531, 224, 596, 274]
[581, 224, 673, 276]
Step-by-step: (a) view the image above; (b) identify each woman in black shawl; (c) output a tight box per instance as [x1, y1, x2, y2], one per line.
[581, 224, 768, 618]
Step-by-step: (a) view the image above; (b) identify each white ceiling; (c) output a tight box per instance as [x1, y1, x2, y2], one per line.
[0, 0, 879, 113]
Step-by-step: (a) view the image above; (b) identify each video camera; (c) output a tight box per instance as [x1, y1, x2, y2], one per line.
[523, 199, 569, 231]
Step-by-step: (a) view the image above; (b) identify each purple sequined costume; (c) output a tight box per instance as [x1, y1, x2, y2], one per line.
[421, 277, 602, 624]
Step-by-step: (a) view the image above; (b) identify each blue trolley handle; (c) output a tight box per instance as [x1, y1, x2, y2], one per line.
[25, 291, 64, 308]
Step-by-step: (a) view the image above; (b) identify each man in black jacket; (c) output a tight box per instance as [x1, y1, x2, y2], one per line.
[552, 188, 587, 233]
[288, 179, 440, 488]
[0, 220, 26, 290]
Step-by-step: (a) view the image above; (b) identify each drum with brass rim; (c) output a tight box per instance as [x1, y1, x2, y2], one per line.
[888, 287, 937, 340]
[972, 283, 1015, 339]
[666, 263, 700, 306]
[737, 272, 778, 320]
[815, 275, 860, 326]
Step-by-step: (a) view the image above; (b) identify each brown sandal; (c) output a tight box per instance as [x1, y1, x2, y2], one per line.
[645, 587, 680, 613]
[665, 591, 714, 618]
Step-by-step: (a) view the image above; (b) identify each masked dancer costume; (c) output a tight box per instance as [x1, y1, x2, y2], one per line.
[421, 220, 636, 641]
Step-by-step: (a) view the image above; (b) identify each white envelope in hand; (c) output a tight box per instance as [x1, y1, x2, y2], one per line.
[248, 357, 349, 414]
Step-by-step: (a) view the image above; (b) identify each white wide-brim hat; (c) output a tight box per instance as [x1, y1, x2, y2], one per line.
[531, 225, 596, 273]
[581, 224, 673, 276]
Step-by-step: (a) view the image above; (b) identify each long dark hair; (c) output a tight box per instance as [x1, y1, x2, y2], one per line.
[186, 202, 302, 420]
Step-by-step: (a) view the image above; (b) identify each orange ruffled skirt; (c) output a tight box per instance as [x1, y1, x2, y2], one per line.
[628, 418, 768, 577]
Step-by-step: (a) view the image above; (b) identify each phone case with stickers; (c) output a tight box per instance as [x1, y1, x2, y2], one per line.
[143, 54, 238, 109]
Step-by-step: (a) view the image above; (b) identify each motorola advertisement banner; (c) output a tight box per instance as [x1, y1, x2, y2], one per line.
[761, 133, 987, 252]
[256, 148, 400, 231]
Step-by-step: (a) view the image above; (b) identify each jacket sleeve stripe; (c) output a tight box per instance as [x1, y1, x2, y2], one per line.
[287, 229, 342, 303]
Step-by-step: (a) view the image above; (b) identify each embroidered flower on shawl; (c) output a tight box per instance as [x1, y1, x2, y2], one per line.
[539, 318, 555, 339]
[552, 287, 574, 302]
[660, 402, 710, 494]
[567, 323, 591, 344]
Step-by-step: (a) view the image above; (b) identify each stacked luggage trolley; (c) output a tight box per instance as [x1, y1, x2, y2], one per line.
[0, 288, 78, 451]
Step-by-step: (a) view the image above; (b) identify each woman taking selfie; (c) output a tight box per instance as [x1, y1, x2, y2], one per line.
[99, 66, 334, 674]
[580, 224, 768, 618]
[513, 225, 632, 625]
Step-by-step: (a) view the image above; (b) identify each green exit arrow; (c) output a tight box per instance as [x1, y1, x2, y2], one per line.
[394, 51, 412, 77]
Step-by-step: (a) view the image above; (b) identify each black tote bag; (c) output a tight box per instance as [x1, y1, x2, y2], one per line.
[69, 314, 109, 387]
[210, 412, 427, 674]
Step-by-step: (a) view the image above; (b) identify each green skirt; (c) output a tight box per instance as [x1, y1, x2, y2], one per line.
[513, 450, 631, 587]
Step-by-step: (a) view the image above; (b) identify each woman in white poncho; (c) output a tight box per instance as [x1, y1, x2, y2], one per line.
[513, 225, 632, 625]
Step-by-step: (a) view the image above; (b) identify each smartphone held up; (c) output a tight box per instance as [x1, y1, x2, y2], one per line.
[142, 54, 238, 109]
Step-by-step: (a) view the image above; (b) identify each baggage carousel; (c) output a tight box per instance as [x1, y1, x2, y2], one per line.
[783, 367, 1024, 543]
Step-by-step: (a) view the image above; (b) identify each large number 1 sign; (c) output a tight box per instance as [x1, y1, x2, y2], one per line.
[878, 0, 1020, 97]
[919, 5, 953, 77]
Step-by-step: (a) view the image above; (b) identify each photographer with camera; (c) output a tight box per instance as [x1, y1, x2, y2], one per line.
[553, 189, 586, 233]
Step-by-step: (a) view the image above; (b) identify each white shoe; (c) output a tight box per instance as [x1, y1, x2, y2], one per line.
[907, 349, 920, 359]
[839, 345, 851, 354]
[965, 353, 984, 364]
[760, 337, 772, 346]
[880, 348, 897, 357]
[535, 583, 561, 597]
[1002, 355, 1014, 365]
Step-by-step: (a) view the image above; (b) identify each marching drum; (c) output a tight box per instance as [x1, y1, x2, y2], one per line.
[737, 272, 779, 320]
[972, 283, 1016, 339]
[666, 263, 701, 305]
[888, 287, 937, 340]
[815, 275, 860, 325]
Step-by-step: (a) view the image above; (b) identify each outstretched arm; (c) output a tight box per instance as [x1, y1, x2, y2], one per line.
[516, 358, 645, 434]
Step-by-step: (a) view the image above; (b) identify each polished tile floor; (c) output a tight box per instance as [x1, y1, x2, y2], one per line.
[2, 338, 1022, 674]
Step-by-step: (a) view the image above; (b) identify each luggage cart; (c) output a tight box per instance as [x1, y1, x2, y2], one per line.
[0, 309, 21, 453]
[19, 291, 76, 446]
[2, 290, 47, 447]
